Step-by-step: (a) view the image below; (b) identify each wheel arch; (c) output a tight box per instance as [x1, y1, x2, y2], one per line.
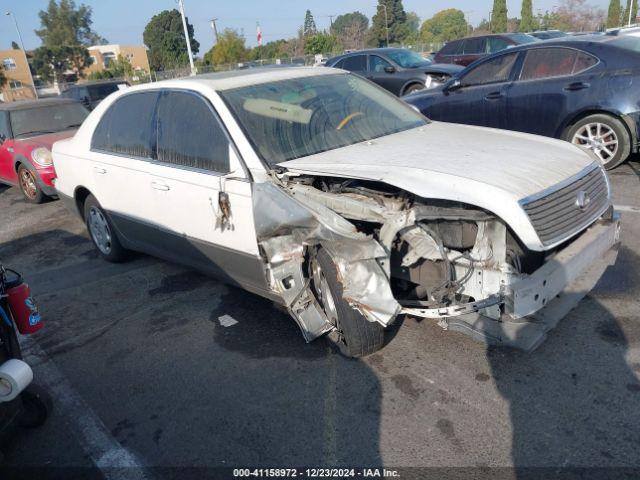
[558, 108, 634, 145]
[74, 186, 92, 219]
[400, 79, 426, 96]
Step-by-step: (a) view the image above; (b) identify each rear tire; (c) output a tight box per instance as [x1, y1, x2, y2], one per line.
[564, 114, 631, 170]
[312, 248, 385, 358]
[83, 194, 128, 263]
[17, 164, 44, 204]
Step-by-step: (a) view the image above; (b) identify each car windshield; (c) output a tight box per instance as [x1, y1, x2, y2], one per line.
[10, 103, 89, 138]
[386, 50, 432, 68]
[221, 73, 427, 165]
[508, 33, 540, 44]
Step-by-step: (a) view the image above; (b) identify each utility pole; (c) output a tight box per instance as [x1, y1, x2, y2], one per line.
[379, 3, 389, 47]
[5, 11, 38, 98]
[176, 0, 195, 76]
[628, 0, 636, 26]
[328, 14, 336, 30]
[210, 18, 219, 43]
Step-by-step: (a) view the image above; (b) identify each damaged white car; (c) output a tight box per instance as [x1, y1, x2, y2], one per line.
[52, 67, 620, 357]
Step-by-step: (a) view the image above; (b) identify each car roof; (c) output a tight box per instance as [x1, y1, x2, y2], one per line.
[66, 79, 129, 89]
[145, 66, 343, 92]
[0, 97, 80, 112]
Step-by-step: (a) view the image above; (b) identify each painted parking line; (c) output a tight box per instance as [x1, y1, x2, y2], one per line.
[615, 205, 640, 213]
[22, 337, 152, 480]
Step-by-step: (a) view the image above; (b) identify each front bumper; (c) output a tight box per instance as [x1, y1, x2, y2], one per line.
[445, 214, 621, 351]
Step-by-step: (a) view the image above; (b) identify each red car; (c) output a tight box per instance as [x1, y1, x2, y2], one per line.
[433, 33, 539, 66]
[0, 98, 89, 203]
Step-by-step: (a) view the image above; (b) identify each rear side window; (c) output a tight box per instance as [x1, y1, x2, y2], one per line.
[520, 48, 598, 80]
[461, 52, 518, 87]
[463, 37, 486, 54]
[90, 84, 120, 100]
[487, 37, 510, 53]
[342, 55, 366, 72]
[156, 91, 230, 173]
[439, 40, 462, 55]
[91, 91, 158, 157]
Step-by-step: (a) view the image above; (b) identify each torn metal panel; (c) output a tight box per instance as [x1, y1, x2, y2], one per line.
[252, 182, 401, 341]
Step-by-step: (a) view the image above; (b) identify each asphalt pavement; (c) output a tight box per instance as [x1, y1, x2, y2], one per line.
[0, 161, 639, 479]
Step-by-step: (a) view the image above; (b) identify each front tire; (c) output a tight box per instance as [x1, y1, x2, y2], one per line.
[17, 164, 44, 204]
[311, 248, 385, 358]
[404, 83, 425, 95]
[83, 194, 128, 262]
[564, 114, 631, 170]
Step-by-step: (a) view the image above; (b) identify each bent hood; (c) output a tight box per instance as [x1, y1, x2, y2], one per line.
[278, 122, 597, 201]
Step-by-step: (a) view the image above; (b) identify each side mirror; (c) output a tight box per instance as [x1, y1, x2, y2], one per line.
[384, 66, 396, 74]
[444, 79, 462, 94]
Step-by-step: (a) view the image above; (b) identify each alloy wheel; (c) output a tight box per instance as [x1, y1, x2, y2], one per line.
[571, 122, 619, 165]
[88, 206, 112, 255]
[310, 257, 339, 326]
[19, 169, 38, 200]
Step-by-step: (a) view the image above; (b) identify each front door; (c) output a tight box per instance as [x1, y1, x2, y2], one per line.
[146, 90, 268, 294]
[367, 54, 398, 94]
[427, 52, 519, 129]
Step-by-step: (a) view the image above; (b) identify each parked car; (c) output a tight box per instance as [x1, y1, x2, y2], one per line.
[326, 48, 463, 95]
[405, 35, 640, 169]
[0, 98, 89, 202]
[529, 30, 569, 40]
[433, 33, 539, 66]
[60, 80, 129, 110]
[53, 68, 619, 357]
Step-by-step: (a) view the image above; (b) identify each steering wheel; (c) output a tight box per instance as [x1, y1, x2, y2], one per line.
[336, 112, 365, 130]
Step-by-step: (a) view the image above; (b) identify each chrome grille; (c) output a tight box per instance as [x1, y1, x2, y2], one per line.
[522, 167, 609, 247]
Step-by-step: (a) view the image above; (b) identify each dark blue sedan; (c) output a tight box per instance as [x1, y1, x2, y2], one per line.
[404, 35, 640, 169]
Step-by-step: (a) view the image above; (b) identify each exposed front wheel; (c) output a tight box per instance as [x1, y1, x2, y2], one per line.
[17, 165, 45, 204]
[311, 248, 385, 358]
[565, 114, 631, 170]
[83, 194, 128, 263]
[404, 83, 425, 95]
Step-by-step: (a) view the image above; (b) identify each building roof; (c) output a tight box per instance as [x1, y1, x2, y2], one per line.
[0, 97, 79, 112]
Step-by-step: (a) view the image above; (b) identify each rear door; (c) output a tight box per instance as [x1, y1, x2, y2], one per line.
[340, 54, 368, 78]
[505, 47, 599, 136]
[426, 52, 519, 129]
[88, 91, 159, 248]
[145, 90, 266, 292]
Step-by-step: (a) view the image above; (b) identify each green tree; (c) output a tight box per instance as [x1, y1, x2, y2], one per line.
[88, 54, 134, 80]
[491, 0, 508, 32]
[332, 12, 369, 36]
[11, 41, 20, 50]
[420, 9, 467, 44]
[623, 0, 638, 24]
[332, 12, 369, 50]
[203, 29, 248, 66]
[32, 45, 92, 83]
[249, 39, 289, 61]
[608, 0, 622, 27]
[143, 9, 200, 71]
[370, 0, 409, 46]
[304, 32, 338, 55]
[520, 0, 536, 31]
[36, 0, 106, 47]
[303, 10, 317, 36]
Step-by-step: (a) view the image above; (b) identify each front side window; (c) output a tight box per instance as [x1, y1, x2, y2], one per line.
[10, 103, 89, 138]
[369, 55, 393, 73]
[439, 41, 462, 56]
[2, 58, 17, 70]
[91, 92, 158, 157]
[0, 113, 11, 141]
[156, 91, 230, 173]
[520, 48, 598, 80]
[221, 73, 427, 166]
[461, 52, 518, 87]
[342, 55, 366, 72]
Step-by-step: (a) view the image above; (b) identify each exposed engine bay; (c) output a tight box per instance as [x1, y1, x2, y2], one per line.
[252, 172, 620, 352]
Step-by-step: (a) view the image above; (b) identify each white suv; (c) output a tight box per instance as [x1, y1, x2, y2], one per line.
[53, 67, 620, 357]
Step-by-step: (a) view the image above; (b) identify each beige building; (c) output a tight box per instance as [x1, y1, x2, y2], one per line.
[86, 44, 150, 76]
[0, 49, 36, 103]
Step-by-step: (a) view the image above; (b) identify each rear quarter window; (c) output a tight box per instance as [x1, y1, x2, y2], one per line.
[520, 48, 598, 81]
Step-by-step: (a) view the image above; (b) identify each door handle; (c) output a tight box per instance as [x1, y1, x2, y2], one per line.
[93, 167, 107, 174]
[151, 181, 170, 191]
[485, 92, 504, 100]
[564, 82, 590, 91]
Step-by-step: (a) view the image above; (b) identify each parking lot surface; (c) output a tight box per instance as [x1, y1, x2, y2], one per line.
[1, 162, 640, 476]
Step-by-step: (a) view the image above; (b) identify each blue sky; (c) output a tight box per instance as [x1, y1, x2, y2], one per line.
[1, 0, 611, 54]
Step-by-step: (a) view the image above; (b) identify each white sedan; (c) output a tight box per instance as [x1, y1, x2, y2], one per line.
[52, 67, 620, 357]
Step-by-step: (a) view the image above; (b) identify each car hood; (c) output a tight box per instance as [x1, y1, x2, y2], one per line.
[15, 129, 77, 149]
[278, 122, 596, 201]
